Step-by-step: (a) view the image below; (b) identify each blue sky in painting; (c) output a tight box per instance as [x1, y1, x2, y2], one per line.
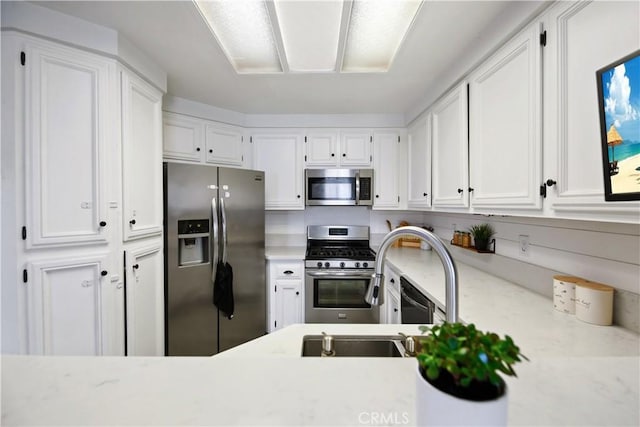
[602, 53, 640, 143]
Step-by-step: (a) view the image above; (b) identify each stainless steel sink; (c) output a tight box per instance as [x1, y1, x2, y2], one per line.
[301, 335, 406, 357]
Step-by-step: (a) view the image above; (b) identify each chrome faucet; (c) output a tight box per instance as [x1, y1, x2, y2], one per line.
[364, 226, 459, 323]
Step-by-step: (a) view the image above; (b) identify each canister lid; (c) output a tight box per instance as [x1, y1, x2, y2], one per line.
[553, 275, 584, 283]
[576, 280, 614, 292]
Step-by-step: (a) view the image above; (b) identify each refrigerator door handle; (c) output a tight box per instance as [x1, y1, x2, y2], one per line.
[220, 195, 228, 264]
[211, 196, 219, 282]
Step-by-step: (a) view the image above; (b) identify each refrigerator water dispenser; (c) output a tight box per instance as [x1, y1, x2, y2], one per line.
[177, 219, 210, 266]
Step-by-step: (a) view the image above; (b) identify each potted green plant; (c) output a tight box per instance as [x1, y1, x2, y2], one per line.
[469, 223, 495, 251]
[415, 322, 527, 426]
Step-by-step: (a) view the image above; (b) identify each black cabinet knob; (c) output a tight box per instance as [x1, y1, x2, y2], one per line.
[457, 188, 464, 194]
[132, 264, 140, 270]
[196, 147, 201, 152]
[376, 194, 379, 198]
[297, 195, 301, 198]
[129, 219, 136, 225]
[546, 179, 557, 187]
[390, 278, 395, 283]
[295, 291, 300, 296]
[468, 187, 474, 193]
[423, 192, 428, 197]
[101, 270, 108, 276]
[394, 308, 398, 312]
[99, 221, 107, 227]
[342, 153, 346, 157]
[331, 153, 335, 157]
[209, 149, 213, 153]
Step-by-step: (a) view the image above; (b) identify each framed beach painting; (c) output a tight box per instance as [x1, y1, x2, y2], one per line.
[596, 49, 640, 201]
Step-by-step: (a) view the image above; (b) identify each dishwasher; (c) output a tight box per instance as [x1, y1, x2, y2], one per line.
[400, 277, 446, 324]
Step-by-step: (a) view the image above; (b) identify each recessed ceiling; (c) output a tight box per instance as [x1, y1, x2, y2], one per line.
[31, 1, 546, 116]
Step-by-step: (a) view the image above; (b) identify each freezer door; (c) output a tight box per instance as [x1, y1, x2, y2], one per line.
[217, 167, 266, 352]
[164, 163, 219, 356]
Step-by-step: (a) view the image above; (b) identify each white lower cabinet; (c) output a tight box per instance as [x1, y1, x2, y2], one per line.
[25, 254, 123, 355]
[383, 265, 401, 324]
[268, 260, 304, 332]
[125, 242, 164, 356]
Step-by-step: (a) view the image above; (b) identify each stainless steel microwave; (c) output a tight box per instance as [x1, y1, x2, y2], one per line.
[305, 169, 374, 206]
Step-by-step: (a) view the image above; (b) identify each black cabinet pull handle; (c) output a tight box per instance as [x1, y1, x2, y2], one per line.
[283, 270, 293, 275]
[132, 264, 140, 270]
[457, 188, 464, 194]
[99, 221, 107, 227]
[129, 219, 136, 225]
[546, 179, 557, 187]
[101, 270, 108, 276]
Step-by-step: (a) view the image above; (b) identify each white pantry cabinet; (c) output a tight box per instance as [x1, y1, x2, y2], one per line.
[267, 260, 304, 332]
[125, 241, 164, 356]
[25, 254, 123, 355]
[121, 68, 163, 241]
[468, 22, 543, 211]
[253, 131, 305, 210]
[23, 39, 113, 249]
[407, 115, 432, 209]
[305, 129, 372, 167]
[431, 82, 469, 209]
[542, 0, 640, 221]
[372, 130, 402, 209]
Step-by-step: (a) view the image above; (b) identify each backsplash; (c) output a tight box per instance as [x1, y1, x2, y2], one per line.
[266, 209, 640, 333]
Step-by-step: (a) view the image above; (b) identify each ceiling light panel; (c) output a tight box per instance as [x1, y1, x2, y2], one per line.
[195, 0, 282, 73]
[342, 0, 423, 73]
[273, 0, 344, 72]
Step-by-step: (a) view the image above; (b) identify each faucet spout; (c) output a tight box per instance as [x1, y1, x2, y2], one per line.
[364, 226, 459, 323]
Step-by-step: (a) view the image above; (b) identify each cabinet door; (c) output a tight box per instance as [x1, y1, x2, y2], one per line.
[305, 131, 339, 166]
[24, 41, 111, 248]
[373, 131, 400, 209]
[469, 23, 542, 210]
[205, 122, 244, 166]
[386, 290, 401, 324]
[121, 69, 163, 241]
[26, 254, 117, 355]
[431, 82, 469, 208]
[125, 242, 164, 356]
[407, 116, 432, 208]
[163, 112, 204, 161]
[340, 130, 372, 166]
[253, 133, 304, 209]
[544, 1, 640, 219]
[274, 279, 303, 330]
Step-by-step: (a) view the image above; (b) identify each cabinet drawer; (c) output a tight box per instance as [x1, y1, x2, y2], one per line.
[271, 262, 303, 279]
[385, 266, 401, 294]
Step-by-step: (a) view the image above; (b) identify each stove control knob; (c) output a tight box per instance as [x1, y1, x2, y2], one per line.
[340, 262, 345, 268]
[355, 262, 360, 268]
[325, 262, 331, 268]
[317, 262, 323, 268]
[363, 262, 369, 268]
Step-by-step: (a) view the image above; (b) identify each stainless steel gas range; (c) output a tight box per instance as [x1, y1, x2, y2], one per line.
[304, 225, 379, 323]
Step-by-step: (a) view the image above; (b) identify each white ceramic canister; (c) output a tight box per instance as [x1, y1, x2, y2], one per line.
[416, 366, 507, 426]
[552, 275, 583, 314]
[575, 281, 614, 326]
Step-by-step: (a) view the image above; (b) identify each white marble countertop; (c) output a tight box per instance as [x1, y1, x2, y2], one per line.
[2, 248, 639, 426]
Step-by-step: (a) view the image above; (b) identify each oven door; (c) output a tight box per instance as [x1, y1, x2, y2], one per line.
[305, 270, 379, 323]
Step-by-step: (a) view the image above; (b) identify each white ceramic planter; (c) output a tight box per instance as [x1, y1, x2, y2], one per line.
[415, 367, 508, 426]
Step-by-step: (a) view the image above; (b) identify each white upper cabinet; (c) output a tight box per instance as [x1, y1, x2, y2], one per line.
[468, 22, 543, 211]
[407, 115, 432, 209]
[372, 131, 401, 209]
[24, 40, 113, 248]
[121, 68, 163, 241]
[204, 122, 244, 166]
[305, 129, 372, 167]
[162, 112, 204, 162]
[543, 0, 640, 221]
[253, 132, 304, 210]
[431, 82, 469, 209]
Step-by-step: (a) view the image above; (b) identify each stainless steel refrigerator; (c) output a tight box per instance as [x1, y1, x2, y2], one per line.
[163, 162, 266, 356]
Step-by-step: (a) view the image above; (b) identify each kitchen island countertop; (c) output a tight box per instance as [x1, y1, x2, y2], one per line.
[2, 248, 639, 426]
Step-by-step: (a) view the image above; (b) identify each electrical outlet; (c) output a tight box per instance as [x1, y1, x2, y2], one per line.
[518, 235, 530, 256]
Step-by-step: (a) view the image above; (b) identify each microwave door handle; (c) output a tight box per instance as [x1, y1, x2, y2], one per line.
[355, 170, 361, 205]
[211, 195, 219, 283]
[400, 288, 434, 313]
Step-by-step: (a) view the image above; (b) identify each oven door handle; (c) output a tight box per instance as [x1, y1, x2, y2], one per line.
[400, 288, 434, 313]
[306, 270, 374, 278]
